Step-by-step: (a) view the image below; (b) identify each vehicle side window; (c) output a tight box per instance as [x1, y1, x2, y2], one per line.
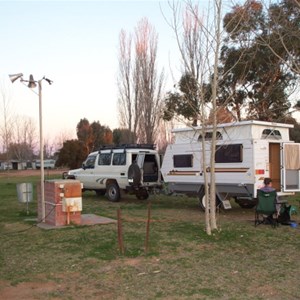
[112, 153, 126, 165]
[85, 156, 96, 169]
[98, 153, 112, 165]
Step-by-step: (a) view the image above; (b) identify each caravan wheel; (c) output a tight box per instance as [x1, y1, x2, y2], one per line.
[198, 192, 221, 212]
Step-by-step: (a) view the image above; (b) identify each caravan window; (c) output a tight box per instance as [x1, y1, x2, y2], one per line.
[262, 129, 282, 140]
[198, 131, 222, 141]
[215, 144, 243, 163]
[173, 154, 193, 168]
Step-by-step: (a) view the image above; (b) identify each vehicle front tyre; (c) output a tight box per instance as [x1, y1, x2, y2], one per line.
[106, 183, 121, 202]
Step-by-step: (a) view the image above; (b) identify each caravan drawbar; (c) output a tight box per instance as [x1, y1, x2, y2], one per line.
[160, 120, 300, 210]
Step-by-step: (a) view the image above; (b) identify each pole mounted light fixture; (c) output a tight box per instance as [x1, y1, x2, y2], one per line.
[9, 73, 24, 83]
[9, 73, 53, 223]
[27, 74, 37, 89]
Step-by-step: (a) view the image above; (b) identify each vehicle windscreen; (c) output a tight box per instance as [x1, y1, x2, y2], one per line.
[84, 155, 97, 169]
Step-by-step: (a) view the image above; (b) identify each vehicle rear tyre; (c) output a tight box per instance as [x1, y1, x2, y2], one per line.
[128, 163, 141, 187]
[136, 189, 149, 200]
[106, 182, 120, 202]
[199, 191, 221, 212]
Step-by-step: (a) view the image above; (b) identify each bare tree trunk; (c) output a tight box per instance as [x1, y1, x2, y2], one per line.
[167, 0, 227, 233]
[209, 0, 223, 231]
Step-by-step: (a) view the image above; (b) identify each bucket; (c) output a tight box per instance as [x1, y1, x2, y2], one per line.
[16, 183, 33, 203]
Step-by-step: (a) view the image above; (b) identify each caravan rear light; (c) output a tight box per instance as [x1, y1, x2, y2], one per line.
[255, 169, 265, 175]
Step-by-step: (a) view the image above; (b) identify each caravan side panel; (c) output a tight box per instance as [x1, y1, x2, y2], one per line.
[161, 139, 258, 197]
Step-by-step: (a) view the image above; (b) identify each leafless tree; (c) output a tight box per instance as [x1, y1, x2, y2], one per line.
[165, 0, 240, 234]
[53, 130, 74, 152]
[0, 78, 15, 167]
[117, 18, 165, 144]
[118, 29, 135, 140]
[10, 115, 37, 161]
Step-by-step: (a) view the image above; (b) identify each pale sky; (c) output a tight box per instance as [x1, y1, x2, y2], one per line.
[0, 0, 188, 144]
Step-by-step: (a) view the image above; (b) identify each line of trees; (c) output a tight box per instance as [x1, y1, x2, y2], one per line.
[55, 118, 136, 169]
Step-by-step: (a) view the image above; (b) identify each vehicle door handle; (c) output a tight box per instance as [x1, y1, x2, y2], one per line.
[121, 173, 125, 176]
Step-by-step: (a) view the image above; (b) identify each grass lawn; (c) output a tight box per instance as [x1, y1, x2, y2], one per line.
[1, 171, 300, 299]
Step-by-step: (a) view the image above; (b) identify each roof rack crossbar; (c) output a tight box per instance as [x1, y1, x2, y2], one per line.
[98, 144, 155, 151]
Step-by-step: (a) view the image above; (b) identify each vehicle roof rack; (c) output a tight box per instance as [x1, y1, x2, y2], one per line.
[98, 144, 156, 151]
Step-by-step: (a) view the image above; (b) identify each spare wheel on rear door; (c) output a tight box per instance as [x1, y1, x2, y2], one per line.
[128, 162, 141, 187]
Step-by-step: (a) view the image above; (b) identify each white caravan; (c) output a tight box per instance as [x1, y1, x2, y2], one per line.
[161, 120, 300, 210]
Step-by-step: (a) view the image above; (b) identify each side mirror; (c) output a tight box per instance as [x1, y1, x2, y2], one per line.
[82, 163, 86, 170]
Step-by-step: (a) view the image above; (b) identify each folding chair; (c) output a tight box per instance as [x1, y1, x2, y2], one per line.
[255, 190, 278, 227]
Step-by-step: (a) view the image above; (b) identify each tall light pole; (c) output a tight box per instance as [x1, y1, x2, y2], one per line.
[10, 73, 52, 222]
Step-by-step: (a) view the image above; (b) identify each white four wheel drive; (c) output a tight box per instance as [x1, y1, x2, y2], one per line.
[64, 144, 162, 201]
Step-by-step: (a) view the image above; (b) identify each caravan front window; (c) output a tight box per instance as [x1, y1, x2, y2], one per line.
[173, 154, 193, 168]
[215, 144, 243, 163]
[262, 129, 282, 140]
[198, 131, 222, 141]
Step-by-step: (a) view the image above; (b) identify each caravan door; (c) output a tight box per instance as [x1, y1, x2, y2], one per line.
[281, 143, 300, 192]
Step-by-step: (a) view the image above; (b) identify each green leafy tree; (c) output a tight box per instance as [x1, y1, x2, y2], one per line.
[220, 0, 299, 122]
[90, 121, 103, 150]
[55, 139, 86, 169]
[266, 0, 300, 76]
[76, 118, 94, 157]
[90, 121, 113, 150]
[163, 73, 203, 126]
